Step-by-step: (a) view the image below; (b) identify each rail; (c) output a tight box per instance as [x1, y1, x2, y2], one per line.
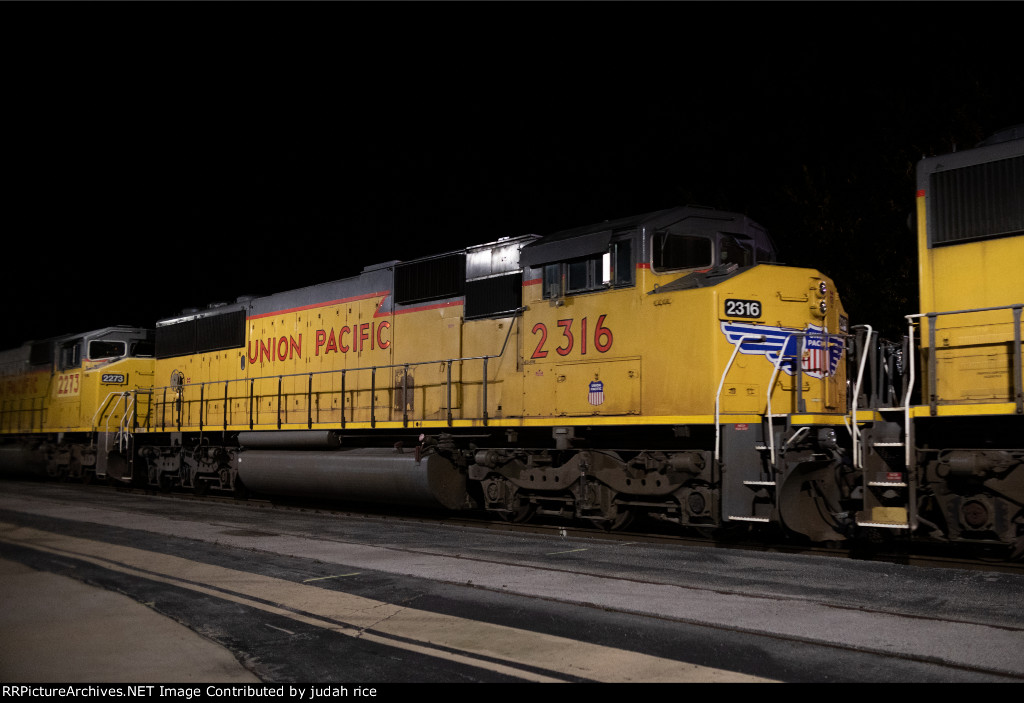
[717, 329, 845, 466]
[765, 329, 842, 466]
[152, 310, 523, 434]
[91, 390, 152, 455]
[93, 392, 122, 429]
[764, 347, 786, 466]
[714, 334, 764, 463]
[848, 325, 874, 470]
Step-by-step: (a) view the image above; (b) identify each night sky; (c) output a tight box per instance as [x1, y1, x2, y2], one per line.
[3, 4, 1020, 351]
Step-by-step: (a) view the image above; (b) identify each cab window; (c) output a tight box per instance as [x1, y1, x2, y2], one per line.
[566, 257, 597, 293]
[609, 239, 633, 286]
[542, 262, 562, 299]
[652, 232, 712, 272]
[89, 340, 126, 360]
[131, 340, 155, 357]
[60, 341, 81, 370]
[720, 235, 754, 267]
[542, 238, 634, 299]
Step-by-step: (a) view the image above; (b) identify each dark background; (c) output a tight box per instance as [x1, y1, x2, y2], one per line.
[3, 3, 1020, 350]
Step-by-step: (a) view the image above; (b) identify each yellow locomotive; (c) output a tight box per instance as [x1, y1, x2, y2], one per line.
[896, 126, 1024, 551]
[3, 128, 1019, 556]
[839, 126, 1023, 555]
[133, 206, 854, 540]
[0, 326, 154, 481]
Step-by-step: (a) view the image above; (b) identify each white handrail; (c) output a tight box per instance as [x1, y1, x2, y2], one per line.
[91, 392, 124, 429]
[849, 325, 873, 470]
[903, 318, 917, 471]
[765, 350, 787, 466]
[715, 334, 764, 463]
[119, 394, 137, 452]
[92, 391, 135, 455]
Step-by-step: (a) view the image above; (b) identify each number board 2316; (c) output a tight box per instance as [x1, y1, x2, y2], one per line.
[724, 299, 762, 318]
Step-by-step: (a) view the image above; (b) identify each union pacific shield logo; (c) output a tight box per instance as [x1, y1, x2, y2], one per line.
[588, 380, 605, 405]
[720, 321, 844, 378]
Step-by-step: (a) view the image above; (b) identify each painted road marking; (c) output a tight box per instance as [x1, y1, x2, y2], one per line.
[547, 548, 589, 555]
[303, 572, 362, 582]
[0, 522, 773, 683]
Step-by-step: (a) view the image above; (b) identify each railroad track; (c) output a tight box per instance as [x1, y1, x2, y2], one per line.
[12, 477, 1023, 575]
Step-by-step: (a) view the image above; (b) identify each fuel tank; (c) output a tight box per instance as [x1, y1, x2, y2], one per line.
[235, 442, 468, 510]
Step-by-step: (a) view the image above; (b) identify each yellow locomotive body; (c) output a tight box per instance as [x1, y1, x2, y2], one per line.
[2, 131, 1018, 555]
[914, 131, 1024, 414]
[137, 207, 854, 538]
[149, 212, 845, 430]
[889, 128, 1024, 550]
[0, 326, 154, 480]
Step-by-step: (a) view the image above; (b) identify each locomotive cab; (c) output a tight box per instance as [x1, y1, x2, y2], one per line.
[0, 325, 155, 481]
[650, 210, 776, 273]
[529, 206, 778, 303]
[511, 206, 850, 535]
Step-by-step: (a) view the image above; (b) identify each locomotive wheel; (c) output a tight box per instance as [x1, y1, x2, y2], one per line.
[499, 498, 536, 523]
[590, 508, 634, 531]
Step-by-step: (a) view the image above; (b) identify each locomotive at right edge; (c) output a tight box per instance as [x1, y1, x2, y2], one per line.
[1, 128, 1021, 557]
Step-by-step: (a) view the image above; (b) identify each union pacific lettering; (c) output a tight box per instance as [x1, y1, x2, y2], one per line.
[315, 321, 391, 356]
[246, 321, 392, 364]
[246, 292, 394, 364]
[247, 335, 304, 364]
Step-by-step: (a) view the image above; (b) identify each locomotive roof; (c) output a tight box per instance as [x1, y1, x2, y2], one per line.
[520, 205, 773, 269]
[155, 207, 777, 327]
[21, 325, 152, 346]
[156, 233, 541, 327]
[542, 205, 767, 241]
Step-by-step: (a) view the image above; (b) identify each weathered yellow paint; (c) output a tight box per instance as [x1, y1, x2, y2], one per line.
[869, 507, 908, 525]
[790, 414, 856, 426]
[0, 356, 153, 435]
[152, 262, 849, 433]
[915, 190, 1023, 407]
[909, 401, 1021, 418]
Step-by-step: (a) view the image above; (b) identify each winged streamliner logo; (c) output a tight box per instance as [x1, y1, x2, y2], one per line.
[720, 321, 844, 378]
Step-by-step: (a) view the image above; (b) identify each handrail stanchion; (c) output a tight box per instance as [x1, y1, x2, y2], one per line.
[715, 334, 764, 464]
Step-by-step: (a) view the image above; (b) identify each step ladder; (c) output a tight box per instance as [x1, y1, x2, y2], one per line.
[727, 440, 777, 523]
[854, 410, 911, 530]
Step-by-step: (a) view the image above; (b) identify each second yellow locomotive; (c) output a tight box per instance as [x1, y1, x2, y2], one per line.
[0, 326, 154, 481]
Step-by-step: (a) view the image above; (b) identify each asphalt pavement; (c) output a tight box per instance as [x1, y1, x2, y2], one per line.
[0, 557, 259, 683]
[3, 481, 1024, 684]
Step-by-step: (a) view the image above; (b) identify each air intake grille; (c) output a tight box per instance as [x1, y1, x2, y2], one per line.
[394, 254, 466, 305]
[156, 310, 246, 359]
[931, 154, 1024, 246]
